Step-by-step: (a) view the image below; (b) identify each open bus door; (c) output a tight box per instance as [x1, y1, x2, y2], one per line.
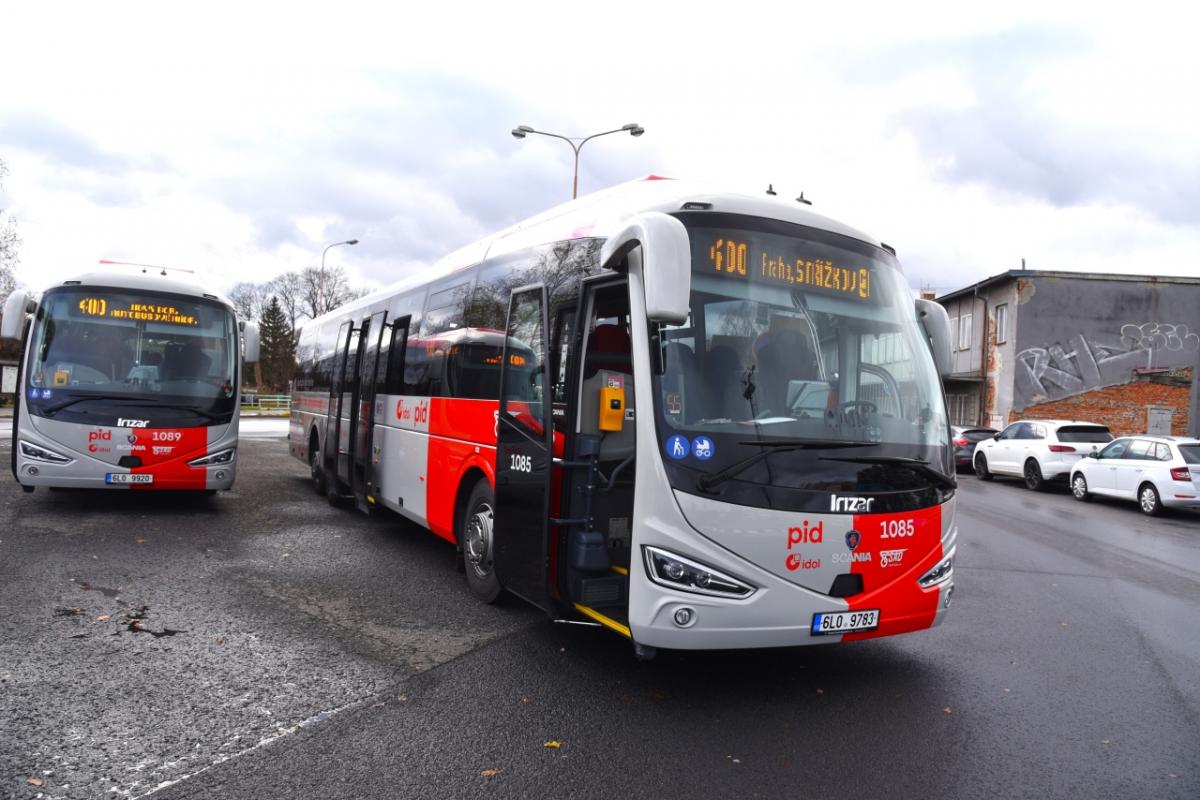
[323, 320, 354, 497]
[493, 285, 555, 612]
[352, 310, 387, 512]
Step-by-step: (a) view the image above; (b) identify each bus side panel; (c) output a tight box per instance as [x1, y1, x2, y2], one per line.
[425, 397, 500, 543]
[372, 394, 431, 527]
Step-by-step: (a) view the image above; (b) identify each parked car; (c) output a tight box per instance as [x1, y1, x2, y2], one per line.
[1070, 435, 1200, 516]
[952, 426, 998, 472]
[973, 419, 1113, 490]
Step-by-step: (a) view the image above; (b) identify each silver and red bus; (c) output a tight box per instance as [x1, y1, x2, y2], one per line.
[289, 178, 956, 657]
[2, 263, 259, 492]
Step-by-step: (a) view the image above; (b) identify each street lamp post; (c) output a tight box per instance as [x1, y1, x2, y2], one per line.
[318, 238, 358, 314]
[511, 123, 645, 199]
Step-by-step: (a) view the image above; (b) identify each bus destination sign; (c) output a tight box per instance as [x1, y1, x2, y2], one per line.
[705, 236, 872, 301]
[76, 297, 199, 326]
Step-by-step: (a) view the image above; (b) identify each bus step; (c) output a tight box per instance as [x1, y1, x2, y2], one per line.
[574, 576, 626, 607]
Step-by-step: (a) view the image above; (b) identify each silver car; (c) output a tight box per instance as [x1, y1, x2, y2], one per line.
[1070, 435, 1200, 516]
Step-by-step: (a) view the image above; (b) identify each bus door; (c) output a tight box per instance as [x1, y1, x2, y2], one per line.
[324, 320, 359, 496]
[493, 284, 555, 612]
[352, 310, 387, 512]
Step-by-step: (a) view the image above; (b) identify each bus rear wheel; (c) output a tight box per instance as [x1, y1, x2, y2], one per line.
[461, 479, 502, 603]
[310, 440, 327, 497]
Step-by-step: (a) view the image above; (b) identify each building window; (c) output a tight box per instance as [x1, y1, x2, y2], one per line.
[957, 312, 973, 351]
[995, 304, 1008, 344]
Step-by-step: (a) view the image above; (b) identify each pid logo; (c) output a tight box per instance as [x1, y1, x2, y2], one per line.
[87, 428, 112, 454]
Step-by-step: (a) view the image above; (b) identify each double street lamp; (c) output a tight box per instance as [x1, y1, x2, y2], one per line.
[319, 238, 358, 314]
[511, 122, 645, 199]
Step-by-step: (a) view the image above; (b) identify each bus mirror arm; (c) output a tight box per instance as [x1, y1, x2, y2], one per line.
[600, 212, 691, 325]
[915, 298, 952, 377]
[1, 290, 33, 340]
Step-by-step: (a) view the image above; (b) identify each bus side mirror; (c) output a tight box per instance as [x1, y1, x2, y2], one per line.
[241, 321, 261, 363]
[915, 298, 952, 376]
[1, 290, 33, 340]
[600, 212, 691, 325]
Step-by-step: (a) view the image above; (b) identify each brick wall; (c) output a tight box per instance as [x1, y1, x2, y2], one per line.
[1018, 371, 1192, 436]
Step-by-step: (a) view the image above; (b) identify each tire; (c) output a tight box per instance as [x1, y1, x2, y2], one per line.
[1071, 473, 1091, 502]
[1023, 459, 1045, 491]
[1138, 482, 1163, 517]
[460, 479, 502, 603]
[310, 440, 327, 497]
[974, 453, 993, 481]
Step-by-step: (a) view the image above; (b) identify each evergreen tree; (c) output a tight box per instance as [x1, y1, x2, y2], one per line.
[258, 297, 294, 391]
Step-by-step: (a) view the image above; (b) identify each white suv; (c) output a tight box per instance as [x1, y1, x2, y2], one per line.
[1070, 435, 1200, 516]
[973, 420, 1113, 490]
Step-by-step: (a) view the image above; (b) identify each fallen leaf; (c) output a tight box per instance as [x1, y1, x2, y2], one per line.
[521, 696, 531, 704]
[943, 707, 954, 714]
[815, 688, 824, 695]
[135, 538, 146, 545]
[480, 769, 500, 778]
[54, 607, 84, 617]
[1060, 620, 1069, 627]
[26, 777, 43, 786]
[1101, 739, 1111, 745]
[95, 615, 111, 623]
[543, 741, 562, 749]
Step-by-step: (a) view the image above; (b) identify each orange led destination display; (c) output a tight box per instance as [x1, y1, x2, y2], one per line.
[707, 237, 871, 300]
[76, 297, 199, 326]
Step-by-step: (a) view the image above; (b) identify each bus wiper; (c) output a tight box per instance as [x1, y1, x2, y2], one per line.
[41, 396, 141, 416]
[817, 455, 956, 491]
[697, 439, 870, 491]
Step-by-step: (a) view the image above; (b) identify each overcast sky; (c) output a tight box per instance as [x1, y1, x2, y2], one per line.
[1, 1, 1197, 300]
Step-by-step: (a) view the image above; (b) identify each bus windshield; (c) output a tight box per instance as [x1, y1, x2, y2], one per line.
[652, 213, 952, 508]
[24, 287, 239, 424]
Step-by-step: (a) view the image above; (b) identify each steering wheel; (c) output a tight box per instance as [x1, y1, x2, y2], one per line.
[837, 400, 877, 415]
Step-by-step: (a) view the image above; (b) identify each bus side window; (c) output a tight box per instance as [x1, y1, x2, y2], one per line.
[551, 308, 576, 405]
[385, 318, 410, 395]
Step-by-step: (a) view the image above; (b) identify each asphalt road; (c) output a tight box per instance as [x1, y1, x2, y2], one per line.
[1, 428, 1197, 800]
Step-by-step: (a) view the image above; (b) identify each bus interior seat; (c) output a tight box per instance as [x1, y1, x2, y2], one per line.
[755, 330, 819, 416]
[706, 343, 748, 420]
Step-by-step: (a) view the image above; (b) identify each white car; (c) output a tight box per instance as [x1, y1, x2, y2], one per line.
[1070, 435, 1200, 516]
[973, 419, 1113, 490]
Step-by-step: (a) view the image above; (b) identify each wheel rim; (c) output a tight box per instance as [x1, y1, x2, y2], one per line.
[1073, 476, 1086, 498]
[1025, 463, 1039, 486]
[465, 501, 494, 580]
[975, 457, 986, 476]
[1140, 487, 1157, 513]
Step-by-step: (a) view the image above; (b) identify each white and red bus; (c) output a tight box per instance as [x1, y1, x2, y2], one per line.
[2, 263, 259, 492]
[289, 177, 957, 657]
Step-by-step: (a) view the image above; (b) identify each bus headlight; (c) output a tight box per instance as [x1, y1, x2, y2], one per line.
[918, 553, 954, 588]
[19, 440, 73, 464]
[188, 448, 236, 467]
[643, 546, 756, 599]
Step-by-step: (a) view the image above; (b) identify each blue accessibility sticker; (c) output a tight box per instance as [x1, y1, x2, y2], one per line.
[665, 434, 691, 461]
[692, 435, 715, 461]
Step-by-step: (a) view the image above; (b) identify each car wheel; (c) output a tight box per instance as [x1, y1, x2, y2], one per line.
[461, 479, 502, 603]
[1023, 459, 1045, 491]
[1071, 473, 1091, 501]
[310, 442, 327, 496]
[974, 454, 993, 481]
[1138, 482, 1163, 517]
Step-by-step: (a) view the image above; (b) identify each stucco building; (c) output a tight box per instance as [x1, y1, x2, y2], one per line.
[934, 270, 1200, 437]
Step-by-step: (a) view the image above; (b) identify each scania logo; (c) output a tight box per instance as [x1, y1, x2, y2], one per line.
[118, 418, 150, 428]
[831, 494, 874, 513]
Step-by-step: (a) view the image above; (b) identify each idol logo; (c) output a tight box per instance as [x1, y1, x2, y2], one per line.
[118, 418, 150, 428]
[831, 494, 874, 513]
[786, 553, 821, 571]
[787, 521, 824, 548]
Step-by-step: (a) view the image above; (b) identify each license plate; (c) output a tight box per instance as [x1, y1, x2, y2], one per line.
[811, 609, 880, 635]
[106, 473, 153, 485]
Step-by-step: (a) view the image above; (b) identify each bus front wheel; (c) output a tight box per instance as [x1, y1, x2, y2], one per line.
[461, 480, 502, 603]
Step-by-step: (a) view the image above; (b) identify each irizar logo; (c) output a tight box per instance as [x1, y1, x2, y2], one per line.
[118, 418, 150, 428]
[831, 494, 874, 513]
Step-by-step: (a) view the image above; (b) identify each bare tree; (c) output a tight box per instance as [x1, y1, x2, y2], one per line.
[301, 265, 366, 318]
[271, 270, 306, 333]
[227, 281, 270, 322]
[0, 157, 20, 308]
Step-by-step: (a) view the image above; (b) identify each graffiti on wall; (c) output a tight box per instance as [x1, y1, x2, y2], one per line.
[1015, 322, 1199, 407]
